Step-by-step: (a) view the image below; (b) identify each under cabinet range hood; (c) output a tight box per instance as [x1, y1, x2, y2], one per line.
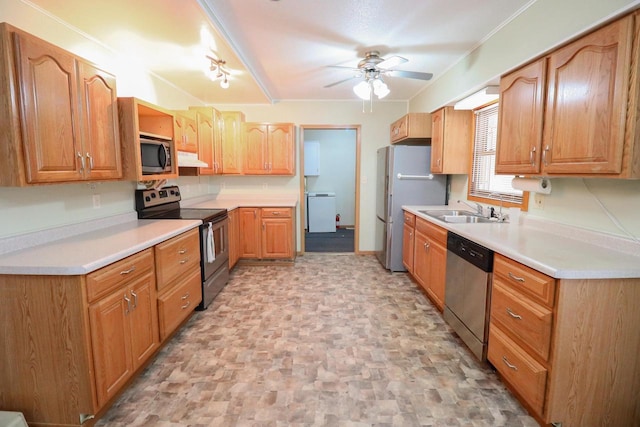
[177, 151, 209, 168]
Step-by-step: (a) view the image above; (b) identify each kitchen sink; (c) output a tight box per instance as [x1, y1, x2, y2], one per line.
[441, 215, 494, 223]
[419, 209, 496, 224]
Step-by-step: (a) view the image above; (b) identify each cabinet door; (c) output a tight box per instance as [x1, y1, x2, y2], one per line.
[14, 32, 83, 183]
[77, 60, 122, 180]
[220, 111, 244, 174]
[196, 111, 216, 175]
[243, 123, 268, 174]
[402, 222, 415, 273]
[262, 217, 293, 258]
[89, 289, 133, 407]
[268, 124, 295, 175]
[228, 209, 240, 268]
[496, 59, 545, 174]
[238, 207, 261, 258]
[430, 109, 444, 173]
[426, 240, 446, 311]
[128, 272, 159, 370]
[543, 17, 632, 174]
[212, 108, 223, 174]
[413, 230, 429, 292]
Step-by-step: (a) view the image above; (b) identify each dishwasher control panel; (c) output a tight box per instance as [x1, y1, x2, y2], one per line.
[447, 232, 493, 272]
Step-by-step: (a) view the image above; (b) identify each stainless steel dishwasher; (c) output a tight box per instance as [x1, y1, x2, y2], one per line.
[443, 232, 494, 361]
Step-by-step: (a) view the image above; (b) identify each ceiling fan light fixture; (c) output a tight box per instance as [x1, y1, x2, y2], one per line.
[220, 74, 229, 89]
[353, 80, 371, 100]
[372, 78, 389, 99]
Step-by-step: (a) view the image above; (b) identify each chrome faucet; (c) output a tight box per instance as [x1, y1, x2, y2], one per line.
[458, 199, 484, 216]
[489, 193, 507, 222]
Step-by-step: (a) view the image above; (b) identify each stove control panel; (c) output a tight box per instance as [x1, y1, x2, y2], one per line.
[135, 185, 181, 209]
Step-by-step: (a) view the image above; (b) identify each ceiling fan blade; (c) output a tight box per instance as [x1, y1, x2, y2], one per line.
[324, 76, 359, 88]
[388, 70, 433, 80]
[377, 55, 408, 70]
[328, 65, 361, 72]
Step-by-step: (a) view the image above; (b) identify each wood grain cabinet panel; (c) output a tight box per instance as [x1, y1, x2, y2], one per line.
[228, 208, 240, 269]
[430, 107, 472, 174]
[243, 123, 295, 175]
[411, 217, 447, 311]
[0, 23, 121, 185]
[157, 267, 201, 341]
[190, 106, 223, 175]
[390, 113, 431, 143]
[220, 111, 245, 174]
[497, 13, 640, 178]
[154, 228, 200, 292]
[238, 207, 295, 260]
[402, 212, 416, 273]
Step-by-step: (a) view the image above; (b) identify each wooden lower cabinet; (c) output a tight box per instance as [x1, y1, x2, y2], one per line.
[409, 216, 447, 311]
[238, 207, 295, 260]
[89, 263, 159, 407]
[488, 253, 640, 426]
[402, 212, 416, 272]
[228, 208, 240, 269]
[0, 229, 203, 426]
[154, 228, 201, 341]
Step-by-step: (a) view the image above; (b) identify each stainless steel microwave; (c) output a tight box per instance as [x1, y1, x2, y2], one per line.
[140, 134, 172, 174]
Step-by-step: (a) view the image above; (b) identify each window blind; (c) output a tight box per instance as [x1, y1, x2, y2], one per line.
[469, 104, 523, 204]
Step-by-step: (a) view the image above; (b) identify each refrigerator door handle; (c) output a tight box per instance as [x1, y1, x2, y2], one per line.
[397, 173, 434, 180]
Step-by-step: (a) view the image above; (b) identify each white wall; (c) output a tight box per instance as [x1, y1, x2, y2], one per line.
[303, 129, 357, 227]
[411, 0, 640, 240]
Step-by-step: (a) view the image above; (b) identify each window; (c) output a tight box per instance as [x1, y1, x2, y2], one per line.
[468, 103, 527, 207]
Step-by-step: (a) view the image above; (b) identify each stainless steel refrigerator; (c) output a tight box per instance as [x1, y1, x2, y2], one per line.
[375, 145, 447, 271]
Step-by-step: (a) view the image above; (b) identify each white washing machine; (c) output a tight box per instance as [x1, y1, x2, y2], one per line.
[307, 192, 336, 233]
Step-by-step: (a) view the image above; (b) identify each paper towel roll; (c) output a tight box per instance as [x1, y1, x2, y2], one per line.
[511, 177, 552, 194]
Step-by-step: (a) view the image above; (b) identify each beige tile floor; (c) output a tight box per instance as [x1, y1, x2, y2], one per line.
[96, 253, 538, 427]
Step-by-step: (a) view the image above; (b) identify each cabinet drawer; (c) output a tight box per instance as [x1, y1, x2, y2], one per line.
[494, 254, 556, 306]
[415, 217, 447, 245]
[155, 228, 200, 292]
[491, 280, 553, 361]
[157, 266, 201, 340]
[86, 248, 154, 303]
[403, 211, 415, 227]
[488, 324, 547, 415]
[261, 207, 291, 218]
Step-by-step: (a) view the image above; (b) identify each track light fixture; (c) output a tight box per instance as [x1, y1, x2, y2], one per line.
[206, 55, 230, 89]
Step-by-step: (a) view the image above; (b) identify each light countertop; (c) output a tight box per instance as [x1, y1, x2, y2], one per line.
[184, 194, 299, 210]
[403, 205, 640, 280]
[0, 219, 201, 275]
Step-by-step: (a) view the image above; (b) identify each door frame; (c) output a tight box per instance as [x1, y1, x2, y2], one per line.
[299, 124, 361, 254]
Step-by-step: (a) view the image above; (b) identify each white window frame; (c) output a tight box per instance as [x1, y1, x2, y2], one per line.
[468, 102, 528, 209]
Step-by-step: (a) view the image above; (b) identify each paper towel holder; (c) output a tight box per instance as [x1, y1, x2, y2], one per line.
[511, 177, 552, 194]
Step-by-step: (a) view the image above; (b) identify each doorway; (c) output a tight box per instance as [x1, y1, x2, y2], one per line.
[299, 125, 361, 254]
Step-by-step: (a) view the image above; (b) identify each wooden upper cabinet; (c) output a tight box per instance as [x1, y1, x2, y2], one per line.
[190, 107, 222, 175]
[174, 111, 198, 154]
[543, 16, 632, 175]
[0, 24, 121, 185]
[430, 107, 472, 174]
[0, 23, 121, 186]
[390, 113, 431, 143]
[220, 111, 245, 174]
[496, 59, 546, 174]
[243, 123, 295, 175]
[496, 13, 640, 178]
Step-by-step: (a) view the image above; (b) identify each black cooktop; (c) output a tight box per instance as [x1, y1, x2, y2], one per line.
[135, 186, 227, 222]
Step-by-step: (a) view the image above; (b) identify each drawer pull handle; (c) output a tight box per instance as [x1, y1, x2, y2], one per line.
[506, 308, 522, 319]
[178, 249, 187, 254]
[124, 293, 131, 314]
[130, 290, 138, 309]
[502, 356, 518, 371]
[181, 301, 191, 310]
[180, 259, 188, 264]
[181, 292, 190, 300]
[120, 266, 136, 275]
[272, 211, 281, 215]
[508, 272, 525, 282]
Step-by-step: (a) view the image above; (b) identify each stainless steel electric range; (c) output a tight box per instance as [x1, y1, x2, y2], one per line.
[135, 186, 229, 310]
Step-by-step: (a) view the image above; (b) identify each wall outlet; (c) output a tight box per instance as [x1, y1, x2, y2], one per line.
[534, 193, 544, 209]
[92, 194, 101, 209]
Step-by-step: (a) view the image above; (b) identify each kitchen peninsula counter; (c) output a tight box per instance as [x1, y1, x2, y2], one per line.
[404, 205, 640, 280]
[0, 217, 201, 275]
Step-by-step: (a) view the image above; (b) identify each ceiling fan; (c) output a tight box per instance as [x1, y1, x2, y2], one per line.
[324, 50, 433, 97]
